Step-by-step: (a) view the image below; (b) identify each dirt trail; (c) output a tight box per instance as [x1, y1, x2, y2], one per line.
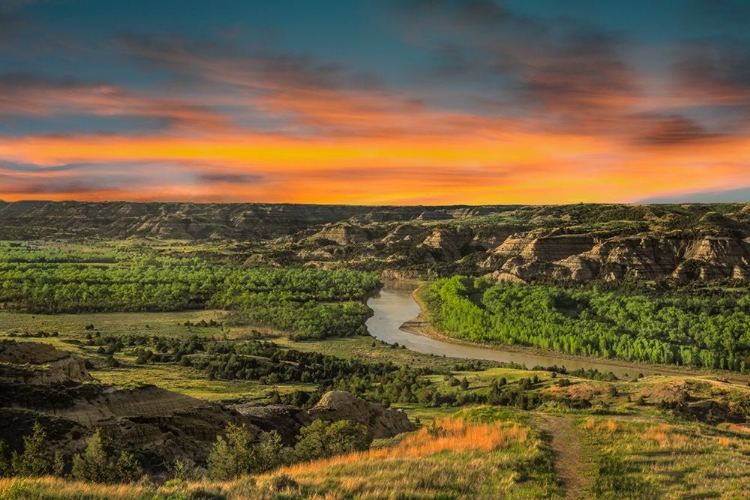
[537, 415, 591, 500]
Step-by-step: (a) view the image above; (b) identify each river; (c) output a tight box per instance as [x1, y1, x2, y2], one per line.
[365, 284, 661, 379]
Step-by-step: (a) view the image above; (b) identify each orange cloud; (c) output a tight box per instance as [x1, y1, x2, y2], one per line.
[2, 127, 750, 204]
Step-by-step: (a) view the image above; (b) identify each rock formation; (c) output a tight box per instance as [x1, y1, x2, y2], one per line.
[0, 340, 92, 384]
[4, 201, 750, 283]
[308, 391, 415, 439]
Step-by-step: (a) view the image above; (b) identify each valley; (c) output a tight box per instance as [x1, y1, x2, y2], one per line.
[0, 202, 749, 499]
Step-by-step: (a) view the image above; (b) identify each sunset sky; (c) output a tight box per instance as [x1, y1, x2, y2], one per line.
[1, 0, 750, 204]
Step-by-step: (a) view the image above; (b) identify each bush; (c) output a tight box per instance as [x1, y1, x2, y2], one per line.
[11, 423, 53, 477]
[294, 420, 372, 462]
[206, 423, 288, 481]
[269, 474, 298, 492]
[71, 429, 143, 483]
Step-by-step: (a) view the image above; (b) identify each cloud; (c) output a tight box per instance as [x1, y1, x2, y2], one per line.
[117, 33, 528, 139]
[197, 172, 264, 184]
[0, 159, 272, 202]
[0, 72, 234, 133]
[118, 34, 369, 93]
[673, 40, 750, 100]
[632, 114, 722, 146]
[387, 0, 643, 134]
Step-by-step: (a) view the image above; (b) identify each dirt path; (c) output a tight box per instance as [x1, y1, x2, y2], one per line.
[536, 415, 591, 500]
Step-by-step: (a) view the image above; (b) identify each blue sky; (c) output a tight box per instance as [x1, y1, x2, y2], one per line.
[1, 0, 749, 203]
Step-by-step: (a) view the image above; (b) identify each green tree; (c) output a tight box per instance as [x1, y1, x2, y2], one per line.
[113, 450, 142, 483]
[206, 423, 258, 480]
[53, 451, 65, 477]
[71, 429, 140, 484]
[13, 422, 52, 477]
[72, 429, 112, 483]
[294, 420, 371, 462]
[0, 440, 10, 477]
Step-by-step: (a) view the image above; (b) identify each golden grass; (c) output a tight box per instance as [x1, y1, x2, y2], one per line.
[0, 476, 150, 500]
[604, 419, 617, 433]
[641, 423, 676, 448]
[280, 417, 528, 476]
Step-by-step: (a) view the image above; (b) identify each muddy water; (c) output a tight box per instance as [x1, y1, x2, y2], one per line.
[366, 285, 661, 379]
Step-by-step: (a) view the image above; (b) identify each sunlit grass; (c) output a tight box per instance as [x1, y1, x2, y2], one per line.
[0, 415, 561, 500]
[578, 416, 750, 499]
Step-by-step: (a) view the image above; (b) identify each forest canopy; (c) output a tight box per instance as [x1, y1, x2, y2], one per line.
[425, 277, 750, 371]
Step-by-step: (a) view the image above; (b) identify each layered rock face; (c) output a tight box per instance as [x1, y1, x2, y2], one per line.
[233, 391, 415, 443]
[491, 234, 750, 283]
[312, 224, 370, 245]
[419, 227, 475, 261]
[308, 390, 415, 439]
[230, 404, 313, 444]
[4, 201, 750, 283]
[0, 340, 92, 384]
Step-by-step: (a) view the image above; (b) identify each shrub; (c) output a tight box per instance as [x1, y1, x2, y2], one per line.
[71, 429, 143, 483]
[294, 420, 372, 462]
[11, 422, 53, 477]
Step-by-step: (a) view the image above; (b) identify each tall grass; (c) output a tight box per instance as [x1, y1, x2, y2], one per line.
[280, 417, 528, 476]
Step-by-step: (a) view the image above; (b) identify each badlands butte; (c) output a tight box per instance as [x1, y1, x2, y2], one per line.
[2, 200, 750, 282]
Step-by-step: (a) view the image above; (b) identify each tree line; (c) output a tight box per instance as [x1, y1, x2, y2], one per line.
[0, 255, 379, 339]
[425, 277, 750, 371]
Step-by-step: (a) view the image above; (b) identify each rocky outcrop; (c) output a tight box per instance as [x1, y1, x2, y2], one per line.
[230, 404, 313, 444]
[592, 236, 686, 280]
[676, 237, 750, 280]
[420, 227, 474, 261]
[312, 224, 370, 246]
[5, 201, 750, 283]
[671, 400, 746, 425]
[382, 225, 426, 246]
[551, 255, 600, 282]
[486, 232, 750, 283]
[470, 226, 515, 249]
[108, 405, 254, 465]
[0, 341, 92, 384]
[493, 234, 536, 256]
[51, 385, 209, 427]
[0, 201, 510, 241]
[380, 269, 424, 281]
[308, 391, 415, 439]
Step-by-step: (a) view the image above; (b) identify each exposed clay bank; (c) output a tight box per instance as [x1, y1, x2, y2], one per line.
[366, 284, 664, 379]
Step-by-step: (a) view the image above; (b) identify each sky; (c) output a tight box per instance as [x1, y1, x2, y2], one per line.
[1, 0, 750, 205]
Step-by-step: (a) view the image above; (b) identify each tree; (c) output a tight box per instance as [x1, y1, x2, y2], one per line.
[256, 430, 288, 473]
[113, 450, 142, 483]
[71, 429, 142, 483]
[0, 440, 10, 477]
[72, 429, 112, 483]
[294, 420, 371, 462]
[460, 377, 470, 390]
[12, 422, 52, 477]
[207, 423, 258, 480]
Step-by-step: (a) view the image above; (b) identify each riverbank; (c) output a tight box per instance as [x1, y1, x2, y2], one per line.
[399, 283, 750, 384]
